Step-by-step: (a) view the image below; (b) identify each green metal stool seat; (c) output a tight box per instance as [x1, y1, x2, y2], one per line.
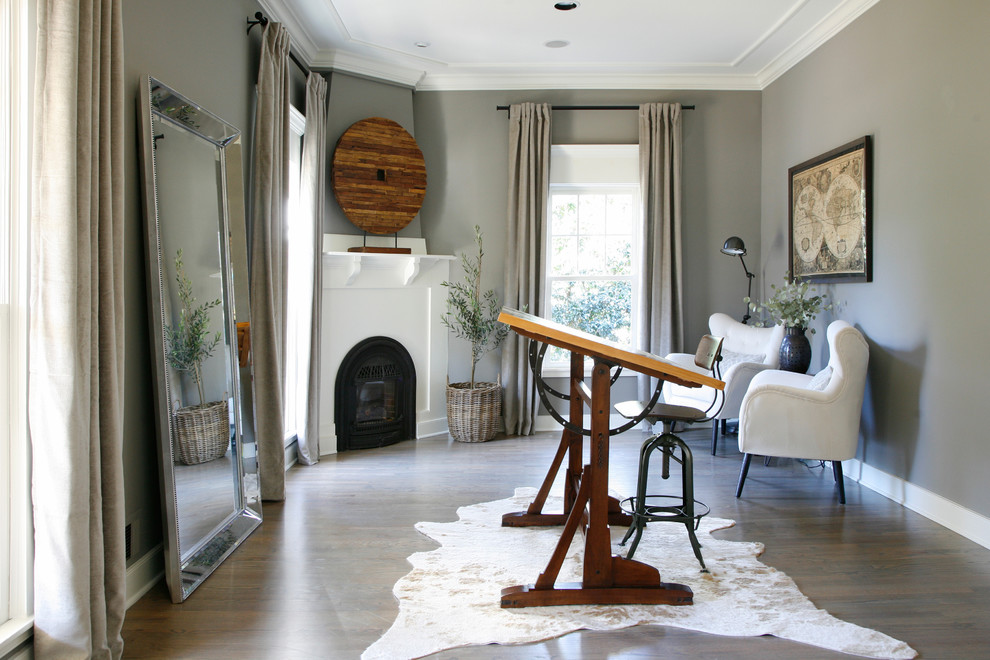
[614, 334, 724, 572]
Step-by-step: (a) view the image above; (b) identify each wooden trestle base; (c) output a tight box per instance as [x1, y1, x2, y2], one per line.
[501, 496, 632, 528]
[495, 308, 724, 610]
[501, 581, 693, 608]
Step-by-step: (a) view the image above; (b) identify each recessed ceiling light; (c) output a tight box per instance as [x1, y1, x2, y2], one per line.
[554, 1, 579, 10]
[414, 41, 430, 48]
[544, 40, 570, 49]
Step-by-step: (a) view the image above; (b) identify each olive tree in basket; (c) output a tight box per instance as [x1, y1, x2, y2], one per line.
[165, 249, 229, 464]
[441, 225, 510, 442]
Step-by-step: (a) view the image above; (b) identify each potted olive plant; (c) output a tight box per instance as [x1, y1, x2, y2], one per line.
[746, 273, 833, 373]
[165, 249, 229, 464]
[441, 226, 510, 442]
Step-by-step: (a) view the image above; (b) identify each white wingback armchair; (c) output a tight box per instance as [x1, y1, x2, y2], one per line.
[662, 313, 785, 454]
[734, 320, 869, 504]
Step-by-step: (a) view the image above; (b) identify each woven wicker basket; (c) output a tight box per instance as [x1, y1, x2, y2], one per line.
[446, 380, 501, 443]
[174, 400, 229, 465]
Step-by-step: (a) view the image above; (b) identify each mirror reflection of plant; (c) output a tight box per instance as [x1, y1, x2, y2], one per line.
[165, 249, 222, 406]
[745, 273, 833, 333]
[151, 91, 200, 129]
[441, 225, 510, 388]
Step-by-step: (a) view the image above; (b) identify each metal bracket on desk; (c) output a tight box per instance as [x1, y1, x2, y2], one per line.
[528, 339, 663, 437]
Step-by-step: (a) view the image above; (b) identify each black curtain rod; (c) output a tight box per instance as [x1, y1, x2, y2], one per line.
[496, 104, 695, 111]
[246, 12, 311, 77]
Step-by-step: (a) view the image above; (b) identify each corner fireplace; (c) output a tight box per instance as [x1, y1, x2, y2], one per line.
[334, 336, 416, 451]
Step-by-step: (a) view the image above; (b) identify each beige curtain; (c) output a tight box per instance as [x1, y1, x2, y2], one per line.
[638, 102, 684, 399]
[500, 102, 551, 436]
[30, 0, 126, 656]
[295, 72, 328, 465]
[250, 23, 291, 500]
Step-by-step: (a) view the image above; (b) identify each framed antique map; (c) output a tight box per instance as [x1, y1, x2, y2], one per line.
[788, 136, 872, 283]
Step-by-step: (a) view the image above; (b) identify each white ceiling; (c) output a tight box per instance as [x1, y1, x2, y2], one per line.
[260, 0, 879, 90]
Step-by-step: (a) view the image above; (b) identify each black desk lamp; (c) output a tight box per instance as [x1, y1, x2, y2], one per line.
[721, 236, 754, 324]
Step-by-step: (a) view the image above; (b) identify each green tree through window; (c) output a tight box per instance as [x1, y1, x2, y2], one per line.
[546, 187, 639, 364]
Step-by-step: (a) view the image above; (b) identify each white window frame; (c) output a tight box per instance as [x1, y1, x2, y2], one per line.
[542, 145, 642, 376]
[282, 105, 306, 449]
[1, 0, 35, 653]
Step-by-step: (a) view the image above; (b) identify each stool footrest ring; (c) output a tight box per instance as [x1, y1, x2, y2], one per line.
[620, 495, 710, 531]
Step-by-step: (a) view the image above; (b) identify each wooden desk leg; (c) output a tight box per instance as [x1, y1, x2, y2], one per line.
[565, 351, 583, 512]
[503, 351, 631, 528]
[501, 359, 693, 608]
[584, 359, 614, 588]
[501, 430, 575, 527]
[502, 351, 585, 528]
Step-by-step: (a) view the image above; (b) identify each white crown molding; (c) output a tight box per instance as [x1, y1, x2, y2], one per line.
[756, 0, 882, 88]
[416, 71, 763, 92]
[312, 49, 425, 88]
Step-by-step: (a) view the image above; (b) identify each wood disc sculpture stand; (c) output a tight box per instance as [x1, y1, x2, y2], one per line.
[497, 308, 724, 609]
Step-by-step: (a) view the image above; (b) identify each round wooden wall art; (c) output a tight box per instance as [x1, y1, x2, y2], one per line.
[331, 117, 427, 235]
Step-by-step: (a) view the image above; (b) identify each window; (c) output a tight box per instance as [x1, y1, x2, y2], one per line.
[544, 145, 641, 367]
[1, 0, 34, 652]
[283, 106, 308, 447]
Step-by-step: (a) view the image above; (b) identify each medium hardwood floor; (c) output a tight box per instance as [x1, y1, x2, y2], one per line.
[122, 429, 990, 658]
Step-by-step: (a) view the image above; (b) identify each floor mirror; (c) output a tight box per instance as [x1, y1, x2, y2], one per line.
[137, 76, 261, 602]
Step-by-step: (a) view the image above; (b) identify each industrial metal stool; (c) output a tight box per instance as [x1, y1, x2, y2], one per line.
[614, 334, 724, 572]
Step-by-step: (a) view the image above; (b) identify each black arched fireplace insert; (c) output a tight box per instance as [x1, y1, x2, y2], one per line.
[334, 336, 416, 451]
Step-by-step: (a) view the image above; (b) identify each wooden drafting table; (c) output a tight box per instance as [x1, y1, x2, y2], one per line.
[497, 307, 724, 608]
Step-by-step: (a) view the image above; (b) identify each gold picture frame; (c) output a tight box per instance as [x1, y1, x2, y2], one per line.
[788, 136, 872, 283]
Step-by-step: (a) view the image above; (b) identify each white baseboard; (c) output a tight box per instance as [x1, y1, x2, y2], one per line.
[417, 416, 448, 438]
[845, 458, 990, 550]
[126, 543, 164, 609]
[284, 438, 298, 469]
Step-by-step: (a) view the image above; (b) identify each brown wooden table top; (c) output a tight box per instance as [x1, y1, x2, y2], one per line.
[498, 307, 724, 390]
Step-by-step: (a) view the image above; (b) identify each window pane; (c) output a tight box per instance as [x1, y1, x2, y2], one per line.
[550, 236, 578, 275]
[550, 279, 632, 343]
[577, 236, 607, 275]
[606, 236, 632, 275]
[607, 194, 634, 234]
[578, 195, 606, 235]
[551, 195, 577, 235]
[283, 113, 306, 440]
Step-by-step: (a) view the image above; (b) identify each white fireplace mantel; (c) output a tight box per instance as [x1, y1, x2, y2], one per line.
[325, 252, 455, 287]
[319, 244, 455, 455]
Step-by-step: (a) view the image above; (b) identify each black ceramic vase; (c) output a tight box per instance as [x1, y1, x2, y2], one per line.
[779, 326, 812, 373]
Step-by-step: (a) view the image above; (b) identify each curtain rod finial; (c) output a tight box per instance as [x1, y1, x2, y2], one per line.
[246, 12, 269, 35]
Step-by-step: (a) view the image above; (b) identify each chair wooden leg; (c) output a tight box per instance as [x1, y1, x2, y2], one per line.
[833, 460, 846, 504]
[736, 453, 752, 498]
[710, 421, 719, 455]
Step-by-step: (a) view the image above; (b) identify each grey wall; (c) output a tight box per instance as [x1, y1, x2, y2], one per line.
[122, 0, 307, 564]
[414, 89, 762, 386]
[760, 0, 990, 516]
